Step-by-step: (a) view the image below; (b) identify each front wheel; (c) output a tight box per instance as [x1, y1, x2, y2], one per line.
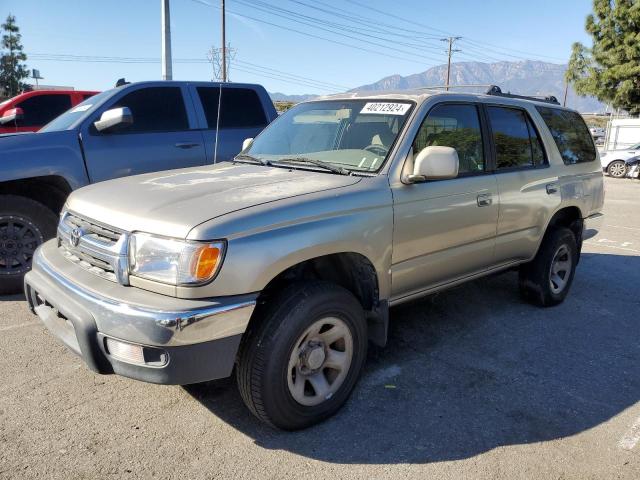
[0, 195, 58, 295]
[236, 281, 368, 430]
[519, 227, 578, 307]
[607, 160, 627, 178]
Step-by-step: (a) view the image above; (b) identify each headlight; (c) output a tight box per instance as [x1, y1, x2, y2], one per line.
[129, 233, 225, 286]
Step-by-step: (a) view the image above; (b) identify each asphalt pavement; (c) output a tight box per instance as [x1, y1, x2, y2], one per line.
[1, 176, 639, 479]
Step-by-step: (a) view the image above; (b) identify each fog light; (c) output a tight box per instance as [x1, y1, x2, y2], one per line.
[105, 337, 145, 364]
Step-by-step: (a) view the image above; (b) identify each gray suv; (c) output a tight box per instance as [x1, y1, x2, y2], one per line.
[24, 87, 604, 430]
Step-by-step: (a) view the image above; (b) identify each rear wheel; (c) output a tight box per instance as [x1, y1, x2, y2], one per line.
[607, 160, 627, 178]
[519, 227, 578, 307]
[0, 195, 58, 295]
[236, 281, 367, 430]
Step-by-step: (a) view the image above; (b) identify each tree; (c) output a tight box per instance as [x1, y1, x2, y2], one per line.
[0, 14, 29, 98]
[566, 0, 640, 115]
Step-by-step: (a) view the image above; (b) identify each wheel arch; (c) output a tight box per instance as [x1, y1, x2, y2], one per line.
[539, 205, 584, 258]
[0, 175, 72, 215]
[250, 251, 389, 347]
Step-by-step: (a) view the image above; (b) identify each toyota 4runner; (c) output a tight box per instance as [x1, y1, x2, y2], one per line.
[24, 87, 604, 430]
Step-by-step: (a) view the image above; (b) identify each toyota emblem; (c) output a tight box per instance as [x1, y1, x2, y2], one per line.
[70, 227, 84, 247]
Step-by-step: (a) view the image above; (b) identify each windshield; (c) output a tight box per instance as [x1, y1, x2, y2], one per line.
[39, 90, 112, 132]
[244, 99, 414, 174]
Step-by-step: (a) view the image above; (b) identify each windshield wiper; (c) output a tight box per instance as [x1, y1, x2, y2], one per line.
[274, 157, 350, 175]
[234, 153, 271, 166]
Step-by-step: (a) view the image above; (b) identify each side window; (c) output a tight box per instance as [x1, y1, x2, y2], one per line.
[413, 103, 485, 175]
[535, 106, 596, 164]
[108, 87, 189, 133]
[487, 106, 545, 170]
[17, 94, 72, 127]
[197, 87, 268, 129]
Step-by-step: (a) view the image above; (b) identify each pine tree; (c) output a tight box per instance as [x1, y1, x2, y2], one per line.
[0, 14, 29, 98]
[566, 0, 640, 115]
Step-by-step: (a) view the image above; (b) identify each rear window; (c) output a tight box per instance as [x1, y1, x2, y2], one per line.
[197, 87, 267, 129]
[535, 107, 596, 164]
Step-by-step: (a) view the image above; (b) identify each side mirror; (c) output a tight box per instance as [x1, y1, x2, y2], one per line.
[0, 107, 24, 125]
[242, 137, 254, 151]
[407, 146, 459, 183]
[94, 107, 133, 132]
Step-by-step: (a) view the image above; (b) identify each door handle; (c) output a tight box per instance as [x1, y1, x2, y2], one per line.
[175, 142, 200, 149]
[546, 183, 558, 194]
[477, 193, 493, 207]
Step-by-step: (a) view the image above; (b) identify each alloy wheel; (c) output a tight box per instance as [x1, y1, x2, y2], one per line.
[0, 215, 44, 276]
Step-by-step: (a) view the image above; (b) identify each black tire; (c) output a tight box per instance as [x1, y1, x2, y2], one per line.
[519, 227, 578, 307]
[607, 160, 627, 178]
[236, 281, 368, 430]
[0, 195, 58, 295]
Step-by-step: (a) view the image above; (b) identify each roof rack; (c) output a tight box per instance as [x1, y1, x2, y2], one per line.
[417, 84, 495, 92]
[485, 85, 560, 105]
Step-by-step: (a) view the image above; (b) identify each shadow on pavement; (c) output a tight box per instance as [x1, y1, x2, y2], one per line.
[162, 253, 640, 462]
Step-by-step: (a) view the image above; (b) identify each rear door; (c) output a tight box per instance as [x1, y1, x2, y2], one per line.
[80, 85, 206, 183]
[192, 85, 271, 163]
[486, 104, 561, 264]
[391, 102, 500, 299]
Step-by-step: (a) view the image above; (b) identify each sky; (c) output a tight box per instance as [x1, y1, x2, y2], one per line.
[1, 0, 594, 95]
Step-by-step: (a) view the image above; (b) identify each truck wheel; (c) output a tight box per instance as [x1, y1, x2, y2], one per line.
[236, 281, 367, 430]
[607, 160, 627, 178]
[0, 195, 58, 295]
[519, 227, 578, 307]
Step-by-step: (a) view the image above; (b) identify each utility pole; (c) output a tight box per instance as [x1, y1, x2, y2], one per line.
[221, 0, 227, 82]
[161, 0, 173, 80]
[441, 36, 462, 91]
[563, 81, 569, 107]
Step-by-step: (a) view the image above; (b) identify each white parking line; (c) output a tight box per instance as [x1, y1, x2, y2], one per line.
[584, 242, 640, 254]
[0, 321, 39, 332]
[604, 224, 640, 232]
[619, 416, 640, 450]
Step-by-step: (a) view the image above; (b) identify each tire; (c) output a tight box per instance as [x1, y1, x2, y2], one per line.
[0, 195, 58, 295]
[607, 160, 627, 178]
[236, 281, 368, 430]
[519, 227, 578, 307]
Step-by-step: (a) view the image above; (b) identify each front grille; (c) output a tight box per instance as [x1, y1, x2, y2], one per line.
[57, 211, 128, 284]
[63, 213, 121, 245]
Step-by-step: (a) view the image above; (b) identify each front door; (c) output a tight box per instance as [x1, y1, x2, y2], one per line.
[81, 85, 206, 183]
[391, 102, 499, 301]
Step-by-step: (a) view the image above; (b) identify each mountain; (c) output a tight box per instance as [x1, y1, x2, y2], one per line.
[269, 92, 317, 103]
[350, 60, 605, 113]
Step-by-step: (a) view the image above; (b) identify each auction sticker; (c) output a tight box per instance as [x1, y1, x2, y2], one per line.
[360, 102, 411, 115]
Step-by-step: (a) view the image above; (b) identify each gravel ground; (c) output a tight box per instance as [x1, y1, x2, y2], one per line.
[1, 176, 639, 480]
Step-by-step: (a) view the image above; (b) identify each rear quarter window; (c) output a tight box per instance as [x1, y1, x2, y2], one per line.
[535, 106, 596, 164]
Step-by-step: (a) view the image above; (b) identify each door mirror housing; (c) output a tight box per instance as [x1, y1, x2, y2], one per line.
[94, 107, 133, 132]
[407, 146, 459, 183]
[242, 137, 254, 151]
[0, 107, 24, 125]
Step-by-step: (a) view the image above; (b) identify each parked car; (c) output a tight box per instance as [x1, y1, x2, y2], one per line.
[588, 126, 605, 139]
[0, 89, 99, 133]
[25, 88, 604, 429]
[0, 81, 277, 293]
[600, 142, 640, 177]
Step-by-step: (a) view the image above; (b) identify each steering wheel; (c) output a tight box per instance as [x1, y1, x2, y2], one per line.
[363, 144, 389, 156]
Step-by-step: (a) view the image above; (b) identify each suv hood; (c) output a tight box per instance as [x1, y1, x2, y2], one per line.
[67, 163, 362, 238]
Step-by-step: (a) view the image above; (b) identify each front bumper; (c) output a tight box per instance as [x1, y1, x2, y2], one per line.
[24, 240, 257, 385]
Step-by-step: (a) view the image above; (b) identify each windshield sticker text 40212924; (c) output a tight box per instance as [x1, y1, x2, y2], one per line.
[360, 102, 411, 115]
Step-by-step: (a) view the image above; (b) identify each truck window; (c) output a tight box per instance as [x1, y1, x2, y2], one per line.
[109, 87, 189, 133]
[16, 94, 72, 127]
[487, 106, 545, 169]
[535, 106, 596, 164]
[197, 87, 267, 129]
[413, 103, 485, 174]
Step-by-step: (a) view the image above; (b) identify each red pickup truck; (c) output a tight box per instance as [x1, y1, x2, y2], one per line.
[0, 90, 99, 134]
